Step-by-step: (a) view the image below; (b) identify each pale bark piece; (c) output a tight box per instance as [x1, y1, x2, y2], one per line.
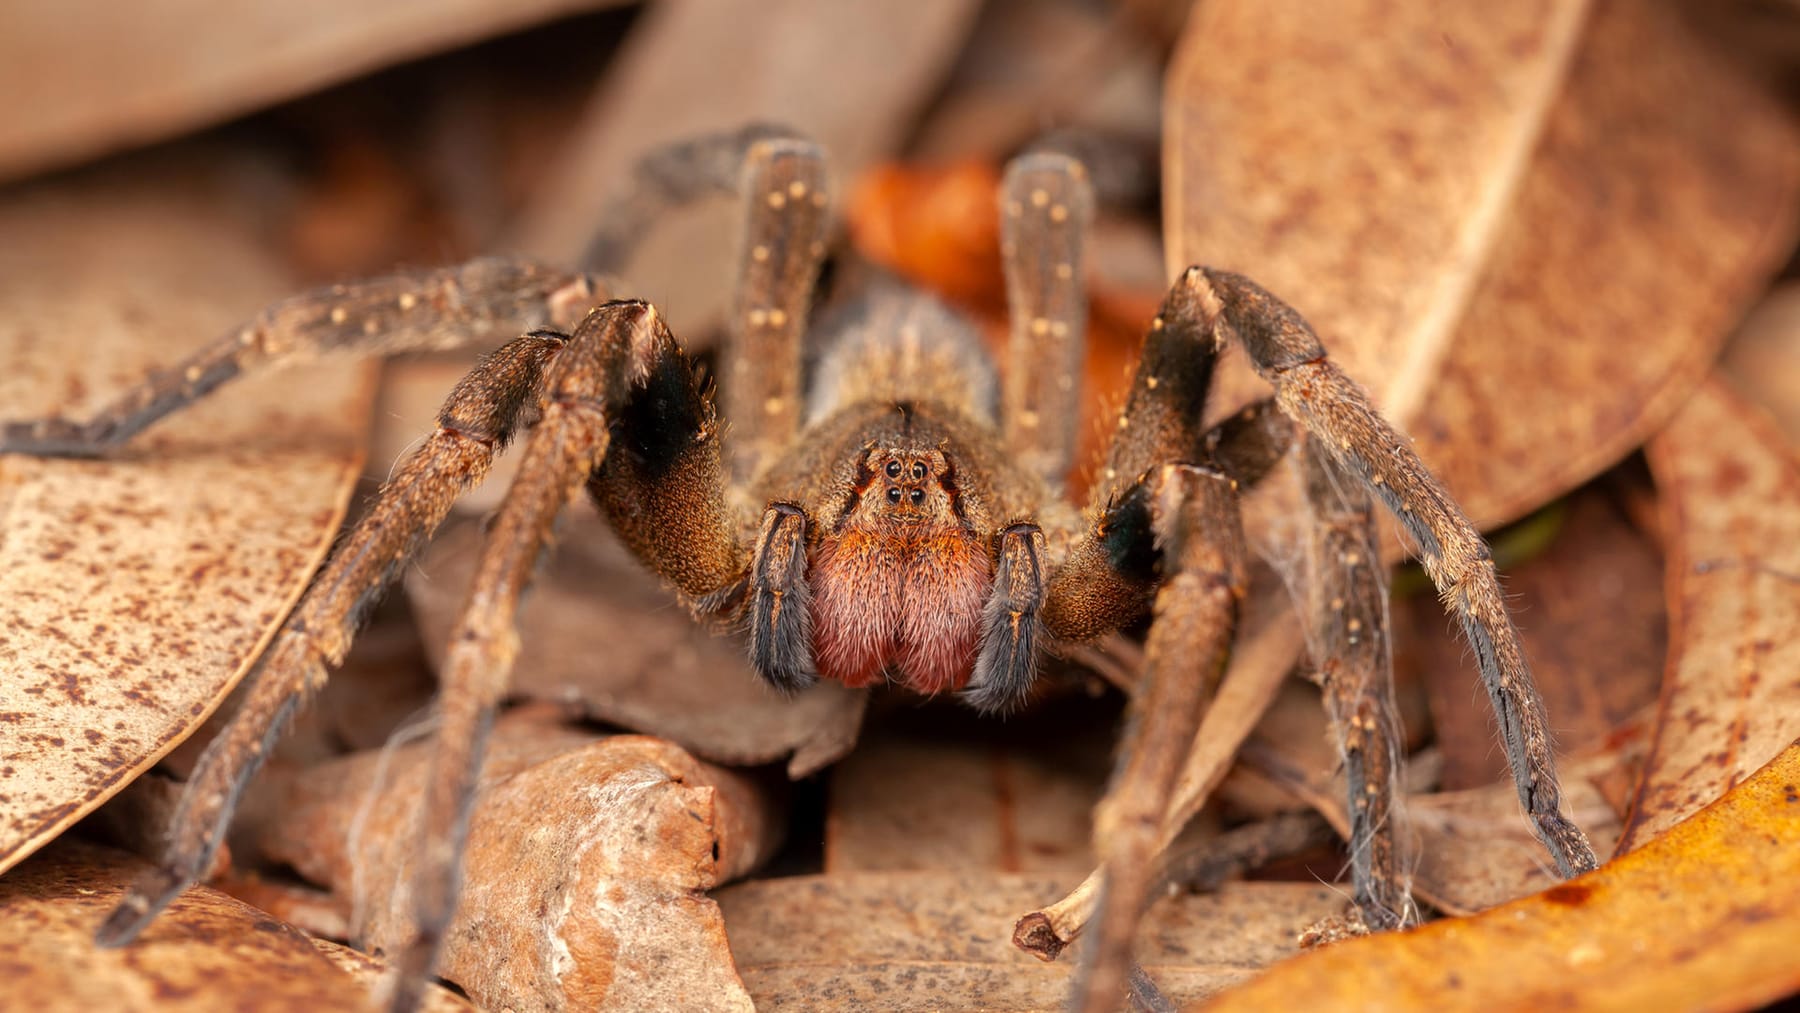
[512, 0, 982, 336]
[0, 163, 374, 876]
[311, 938, 475, 1013]
[0, 839, 460, 1011]
[718, 873, 1351, 1011]
[1402, 488, 1665, 790]
[1720, 284, 1800, 443]
[1618, 379, 1800, 852]
[1204, 741, 1800, 1013]
[0, 0, 631, 182]
[408, 512, 867, 776]
[247, 711, 774, 1012]
[824, 708, 1114, 878]
[1168, 0, 1800, 531]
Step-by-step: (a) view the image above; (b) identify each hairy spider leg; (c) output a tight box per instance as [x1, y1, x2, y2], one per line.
[722, 137, 831, 482]
[1192, 266, 1598, 879]
[1076, 463, 1246, 1013]
[1301, 436, 1411, 930]
[94, 326, 576, 948]
[999, 151, 1094, 490]
[394, 302, 690, 1011]
[0, 259, 601, 458]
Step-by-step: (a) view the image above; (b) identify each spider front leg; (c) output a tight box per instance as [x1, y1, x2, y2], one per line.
[1, 258, 602, 457]
[1079, 464, 1246, 1013]
[1302, 436, 1411, 930]
[94, 325, 574, 947]
[1188, 266, 1599, 877]
[394, 301, 722, 1011]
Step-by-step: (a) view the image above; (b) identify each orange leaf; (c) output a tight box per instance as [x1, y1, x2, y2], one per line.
[1201, 738, 1800, 1012]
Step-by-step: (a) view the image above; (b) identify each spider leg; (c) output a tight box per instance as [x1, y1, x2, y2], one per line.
[745, 502, 818, 692]
[93, 327, 571, 948]
[392, 302, 667, 1012]
[1000, 151, 1094, 489]
[0, 259, 602, 457]
[965, 521, 1049, 714]
[1040, 268, 1230, 644]
[723, 136, 831, 482]
[1185, 265, 1598, 877]
[1077, 463, 1245, 1013]
[1301, 436, 1410, 929]
[579, 123, 811, 274]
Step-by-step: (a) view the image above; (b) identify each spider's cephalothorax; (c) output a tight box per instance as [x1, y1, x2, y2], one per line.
[1, 126, 1600, 1013]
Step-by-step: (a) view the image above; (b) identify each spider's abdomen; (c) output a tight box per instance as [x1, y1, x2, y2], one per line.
[811, 522, 990, 694]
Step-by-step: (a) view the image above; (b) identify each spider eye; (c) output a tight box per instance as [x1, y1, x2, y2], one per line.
[884, 461, 902, 479]
[909, 489, 925, 505]
[911, 462, 927, 480]
[886, 487, 902, 504]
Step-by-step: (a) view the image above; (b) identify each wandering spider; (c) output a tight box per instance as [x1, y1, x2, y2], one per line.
[1, 126, 1598, 1009]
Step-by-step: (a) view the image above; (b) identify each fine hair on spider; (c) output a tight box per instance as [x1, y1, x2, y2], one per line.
[0, 124, 1598, 1012]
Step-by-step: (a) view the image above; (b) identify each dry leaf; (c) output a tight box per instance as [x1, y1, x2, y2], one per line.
[245, 709, 778, 1012]
[1167, 0, 1590, 428]
[824, 704, 1115, 878]
[1169, 0, 1799, 531]
[1202, 739, 1800, 1012]
[408, 511, 867, 776]
[0, 0, 633, 182]
[719, 874, 1352, 1010]
[1618, 379, 1800, 851]
[1720, 284, 1800, 442]
[0, 839, 467, 1011]
[0, 160, 374, 876]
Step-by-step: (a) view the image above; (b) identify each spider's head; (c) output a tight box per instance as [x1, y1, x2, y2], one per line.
[852, 447, 959, 526]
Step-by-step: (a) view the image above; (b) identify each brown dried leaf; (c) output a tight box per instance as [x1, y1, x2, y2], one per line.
[513, 0, 982, 335]
[245, 709, 777, 1012]
[0, 0, 632, 182]
[0, 160, 374, 876]
[1167, 0, 1800, 529]
[0, 839, 468, 1011]
[1720, 284, 1800, 443]
[1618, 378, 1800, 851]
[408, 512, 867, 775]
[824, 706, 1115, 878]
[719, 874, 1351, 1010]
[1204, 739, 1800, 1013]
[1168, 0, 1589, 427]
[1402, 487, 1665, 790]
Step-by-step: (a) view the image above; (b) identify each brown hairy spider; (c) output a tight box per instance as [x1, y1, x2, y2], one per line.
[1, 126, 1597, 1010]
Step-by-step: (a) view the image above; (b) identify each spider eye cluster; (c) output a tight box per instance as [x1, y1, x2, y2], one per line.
[876, 454, 935, 510]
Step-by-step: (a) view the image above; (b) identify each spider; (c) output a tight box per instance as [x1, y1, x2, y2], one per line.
[1, 126, 1598, 1010]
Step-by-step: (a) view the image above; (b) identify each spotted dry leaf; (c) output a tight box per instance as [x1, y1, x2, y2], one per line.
[0, 160, 374, 876]
[0, 839, 468, 1012]
[244, 708, 778, 1012]
[0, 0, 634, 183]
[1617, 378, 1800, 852]
[718, 873, 1352, 1011]
[1167, 0, 1799, 530]
[408, 511, 867, 776]
[1204, 741, 1800, 1012]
